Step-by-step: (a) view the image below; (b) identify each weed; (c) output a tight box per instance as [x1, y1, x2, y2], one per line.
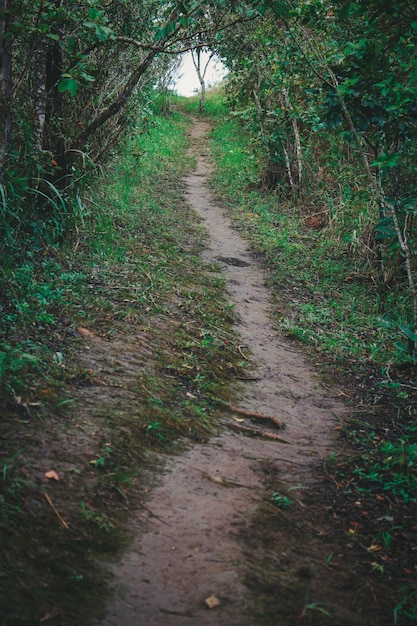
[80, 502, 115, 532]
[270, 491, 293, 509]
[394, 586, 417, 624]
[90, 445, 113, 468]
[299, 588, 334, 619]
[301, 602, 333, 619]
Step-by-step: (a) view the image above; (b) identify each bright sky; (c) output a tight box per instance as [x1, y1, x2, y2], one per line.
[172, 51, 228, 97]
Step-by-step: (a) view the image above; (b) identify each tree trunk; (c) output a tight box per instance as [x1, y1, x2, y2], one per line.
[33, 40, 47, 155]
[191, 48, 213, 113]
[282, 88, 302, 188]
[0, 0, 13, 179]
[73, 51, 157, 150]
[200, 76, 206, 112]
[45, 36, 64, 159]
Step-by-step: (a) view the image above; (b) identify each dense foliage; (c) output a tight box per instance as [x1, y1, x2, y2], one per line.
[212, 0, 417, 360]
[0, 1, 173, 259]
[1, 0, 416, 390]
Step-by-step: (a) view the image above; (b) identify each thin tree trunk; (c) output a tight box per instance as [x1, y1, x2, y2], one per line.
[0, 0, 13, 179]
[73, 51, 157, 149]
[282, 87, 302, 188]
[282, 141, 294, 190]
[191, 48, 213, 113]
[252, 87, 265, 135]
[45, 32, 64, 159]
[200, 75, 206, 112]
[33, 40, 47, 155]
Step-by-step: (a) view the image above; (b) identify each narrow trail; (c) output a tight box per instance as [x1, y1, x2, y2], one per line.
[97, 119, 348, 625]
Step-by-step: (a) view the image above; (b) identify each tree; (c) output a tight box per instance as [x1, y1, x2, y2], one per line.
[191, 48, 214, 112]
[0, 0, 12, 179]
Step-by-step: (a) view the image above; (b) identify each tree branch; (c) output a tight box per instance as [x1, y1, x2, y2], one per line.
[73, 50, 157, 148]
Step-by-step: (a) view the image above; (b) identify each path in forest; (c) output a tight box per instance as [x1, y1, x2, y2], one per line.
[96, 119, 349, 625]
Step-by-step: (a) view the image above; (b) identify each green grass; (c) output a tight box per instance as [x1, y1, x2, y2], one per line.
[0, 105, 245, 625]
[176, 85, 229, 119]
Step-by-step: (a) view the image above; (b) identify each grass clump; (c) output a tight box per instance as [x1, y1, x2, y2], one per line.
[177, 85, 229, 119]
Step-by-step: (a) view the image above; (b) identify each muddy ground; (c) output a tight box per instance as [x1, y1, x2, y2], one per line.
[1, 118, 415, 626]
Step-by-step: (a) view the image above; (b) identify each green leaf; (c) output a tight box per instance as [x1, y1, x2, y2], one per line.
[58, 77, 78, 97]
[371, 153, 401, 168]
[80, 71, 95, 83]
[400, 325, 417, 342]
[154, 26, 167, 41]
[394, 341, 411, 355]
[374, 230, 396, 240]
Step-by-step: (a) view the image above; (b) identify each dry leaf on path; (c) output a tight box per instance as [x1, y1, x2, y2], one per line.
[45, 470, 60, 481]
[205, 595, 220, 609]
[77, 327, 96, 338]
[39, 609, 61, 623]
[207, 474, 227, 485]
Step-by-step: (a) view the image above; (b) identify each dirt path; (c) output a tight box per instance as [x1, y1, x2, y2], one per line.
[96, 120, 349, 625]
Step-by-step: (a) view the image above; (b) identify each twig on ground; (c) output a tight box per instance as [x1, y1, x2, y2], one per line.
[138, 501, 168, 524]
[229, 422, 292, 444]
[44, 493, 69, 529]
[201, 471, 258, 489]
[159, 608, 193, 617]
[228, 403, 285, 429]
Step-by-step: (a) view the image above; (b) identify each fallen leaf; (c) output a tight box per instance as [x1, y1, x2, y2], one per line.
[233, 417, 245, 423]
[77, 327, 96, 338]
[40, 609, 61, 622]
[45, 470, 60, 481]
[205, 595, 220, 609]
[207, 474, 226, 485]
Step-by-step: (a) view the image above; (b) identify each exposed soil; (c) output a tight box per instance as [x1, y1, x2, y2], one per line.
[92, 120, 367, 625]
